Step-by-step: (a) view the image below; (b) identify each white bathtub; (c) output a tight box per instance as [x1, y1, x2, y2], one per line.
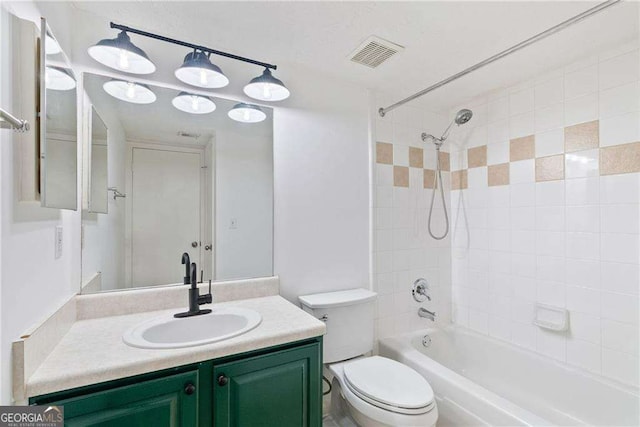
[379, 326, 639, 426]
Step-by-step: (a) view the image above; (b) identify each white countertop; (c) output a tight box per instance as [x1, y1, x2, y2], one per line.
[25, 295, 325, 398]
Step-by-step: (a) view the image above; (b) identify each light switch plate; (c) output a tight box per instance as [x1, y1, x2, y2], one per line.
[55, 226, 63, 259]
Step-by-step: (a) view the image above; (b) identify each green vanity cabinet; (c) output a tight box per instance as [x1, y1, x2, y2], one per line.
[30, 338, 322, 427]
[213, 342, 321, 427]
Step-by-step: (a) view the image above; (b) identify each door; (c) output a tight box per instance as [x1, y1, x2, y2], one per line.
[131, 147, 202, 287]
[42, 370, 199, 427]
[213, 342, 322, 427]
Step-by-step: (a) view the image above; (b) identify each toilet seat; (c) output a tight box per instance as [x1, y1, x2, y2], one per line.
[342, 356, 435, 415]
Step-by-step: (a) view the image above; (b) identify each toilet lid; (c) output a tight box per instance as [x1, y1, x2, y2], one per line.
[343, 356, 434, 411]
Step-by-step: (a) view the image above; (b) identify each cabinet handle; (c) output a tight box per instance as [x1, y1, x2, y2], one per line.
[217, 374, 228, 386]
[184, 383, 196, 395]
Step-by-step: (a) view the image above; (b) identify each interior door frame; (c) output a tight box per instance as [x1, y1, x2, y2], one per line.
[124, 139, 212, 288]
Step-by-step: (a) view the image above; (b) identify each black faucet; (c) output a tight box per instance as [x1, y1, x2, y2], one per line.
[181, 252, 191, 285]
[175, 258, 213, 318]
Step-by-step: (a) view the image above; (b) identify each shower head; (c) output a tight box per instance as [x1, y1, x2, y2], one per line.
[455, 109, 473, 125]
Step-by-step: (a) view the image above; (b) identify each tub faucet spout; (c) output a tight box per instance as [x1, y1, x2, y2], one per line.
[419, 307, 436, 321]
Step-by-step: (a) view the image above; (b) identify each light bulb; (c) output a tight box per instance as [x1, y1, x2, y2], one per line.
[191, 96, 199, 112]
[243, 110, 251, 121]
[199, 69, 208, 85]
[118, 50, 130, 70]
[262, 85, 272, 100]
[126, 82, 135, 99]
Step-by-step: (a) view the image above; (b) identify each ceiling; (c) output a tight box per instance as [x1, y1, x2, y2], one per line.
[39, 1, 639, 111]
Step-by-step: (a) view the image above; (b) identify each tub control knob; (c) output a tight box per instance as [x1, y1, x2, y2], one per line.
[217, 374, 228, 386]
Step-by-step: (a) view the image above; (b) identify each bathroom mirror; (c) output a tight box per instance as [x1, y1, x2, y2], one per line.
[81, 72, 273, 293]
[88, 107, 108, 214]
[39, 18, 78, 210]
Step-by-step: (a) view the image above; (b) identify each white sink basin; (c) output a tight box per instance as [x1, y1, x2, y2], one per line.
[122, 307, 262, 349]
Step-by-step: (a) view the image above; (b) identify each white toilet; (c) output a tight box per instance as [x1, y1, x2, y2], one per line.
[299, 289, 438, 427]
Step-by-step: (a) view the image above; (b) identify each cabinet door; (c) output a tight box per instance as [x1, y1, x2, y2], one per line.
[46, 370, 199, 427]
[213, 342, 321, 427]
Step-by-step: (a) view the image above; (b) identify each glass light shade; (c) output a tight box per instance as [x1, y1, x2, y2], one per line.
[175, 51, 229, 88]
[243, 68, 290, 101]
[88, 31, 156, 75]
[103, 80, 156, 104]
[172, 92, 216, 114]
[45, 66, 76, 91]
[228, 103, 266, 123]
[45, 32, 61, 55]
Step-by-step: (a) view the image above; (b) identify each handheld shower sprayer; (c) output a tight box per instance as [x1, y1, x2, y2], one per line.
[423, 109, 473, 240]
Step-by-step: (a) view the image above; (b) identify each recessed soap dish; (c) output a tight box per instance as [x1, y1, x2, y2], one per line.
[533, 303, 569, 332]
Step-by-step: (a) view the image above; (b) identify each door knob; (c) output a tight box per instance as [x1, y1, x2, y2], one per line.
[191, 241, 198, 248]
[204, 244, 212, 251]
[184, 383, 196, 395]
[217, 374, 228, 386]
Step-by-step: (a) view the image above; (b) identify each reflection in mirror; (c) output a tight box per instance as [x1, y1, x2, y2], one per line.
[40, 19, 77, 210]
[81, 73, 273, 293]
[89, 107, 108, 213]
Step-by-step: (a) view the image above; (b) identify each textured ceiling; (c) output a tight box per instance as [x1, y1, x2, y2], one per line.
[39, 1, 639, 111]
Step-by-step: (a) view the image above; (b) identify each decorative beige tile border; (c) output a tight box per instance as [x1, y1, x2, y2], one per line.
[468, 146, 487, 168]
[600, 142, 640, 175]
[376, 142, 393, 165]
[510, 135, 535, 162]
[376, 141, 450, 188]
[536, 154, 565, 182]
[488, 163, 509, 186]
[565, 120, 599, 153]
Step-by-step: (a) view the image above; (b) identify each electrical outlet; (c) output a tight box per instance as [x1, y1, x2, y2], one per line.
[230, 218, 238, 229]
[55, 226, 63, 259]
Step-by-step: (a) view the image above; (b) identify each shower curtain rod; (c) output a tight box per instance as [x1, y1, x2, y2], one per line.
[378, 0, 621, 117]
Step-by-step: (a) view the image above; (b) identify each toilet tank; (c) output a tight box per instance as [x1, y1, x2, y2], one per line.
[299, 289, 377, 363]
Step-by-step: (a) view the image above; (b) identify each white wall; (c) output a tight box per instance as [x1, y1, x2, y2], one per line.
[449, 42, 640, 387]
[0, 5, 80, 403]
[215, 129, 273, 280]
[273, 65, 371, 302]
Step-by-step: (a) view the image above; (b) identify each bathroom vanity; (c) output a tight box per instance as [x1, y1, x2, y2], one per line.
[13, 277, 325, 427]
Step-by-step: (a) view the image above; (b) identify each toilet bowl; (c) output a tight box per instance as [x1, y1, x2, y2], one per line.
[299, 289, 439, 427]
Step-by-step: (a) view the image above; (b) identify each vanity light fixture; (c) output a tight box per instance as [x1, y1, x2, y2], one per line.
[88, 31, 156, 75]
[90, 22, 289, 102]
[228, 103, 266, 123]
[103, 79, 156, 104]
[172, 92, 216, 114]
[175, 51, 229, 89]
[45, 31, 61, 55]
[243, 68, 290, 101]
[45, 66, 76, 91]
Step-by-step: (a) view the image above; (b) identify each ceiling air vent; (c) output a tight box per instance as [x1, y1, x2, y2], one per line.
[177, 131, 201, 139]
[349, 36, 404, 69]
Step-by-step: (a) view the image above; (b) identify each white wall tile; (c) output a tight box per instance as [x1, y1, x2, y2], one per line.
[567, 339, 601, 373]
[599, 81, 640, 119]
[600, 173, 640, 204]
[601, 233, 639, 264]
[511, 207, 535, 231]
[513, 276, 536, 300]
[566, 177, 600, 206]
[468, 167, 488, 189]
[511, 321, 537, 350]
[510, 160, 535, 184]
[487, 141, 510, 165]
[487, 120, 510, 145]
[535, 128, 564, 157]
[599, 49, 640, 91]
[565, 149, 599, 179]
[601, 292, 639, 324]
[510, 88, 535, 116]
[536, 329, 566, 361]
[536, 207, 565, 231]
[535, 78, 564, 109]
[602, 319, 639, 355]
[564, 65, 598, 100]
[566, 206, 600, 233]
[510, 183, 536, 207]
[566, 285, 600, 315]
[488, 97, 509, 123]
[601, 204, 639, 234]
[565, 258, 600, 289]
[537, 255, 565, 281]
[468, 309, 489, 334]
[535, 103, 564, 132]
[512, 230, 536, 254]
[509, 112, 534, 138]
[569, 312, 601, 344]
[599, 111, 640, 147]
[489, 316, 511, 340]
[566, 232, 600, 261]
[600, 262, 639, 295]
[536, 181, 565, 206]
[536, 231, 565, 257]
[602, 348, 639, 386]
[511, 253, 536, 278]
[564, 92, 598, 126]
